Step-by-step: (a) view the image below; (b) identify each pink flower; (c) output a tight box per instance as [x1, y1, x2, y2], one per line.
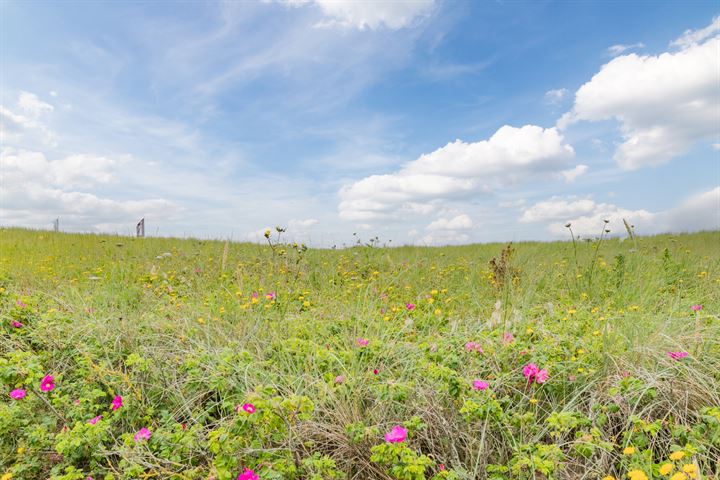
[239, 403, 255, 414]
[16, 299, 27, 308]
[535, 369, 549, 384]
[667, 351, 689, 360]
[237, 468, 259, 480]
[373, 368, 379, 375]
[384, 425, 408, 443]
[464, 341, 483, 353]
[265, 292, 276, 300]
[111, 395, 123, 410]
[133, 427, 151, 442]
[502, 332, 515, 344]
[10, 388, 26, 400]
[522, 363, 539, 379]
[40, 374, 55, 392]
[405, 303, 415, 311]
[357, 337, 369, 347]
[691, 305, 702, 311]
[472, 380, 489, 391]
[11, 320, 23, 328]
[334, 375, 345, 384]
[88, 415, 102, 425]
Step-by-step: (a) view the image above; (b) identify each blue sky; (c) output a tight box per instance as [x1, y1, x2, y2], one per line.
[1, 0, 718, 246]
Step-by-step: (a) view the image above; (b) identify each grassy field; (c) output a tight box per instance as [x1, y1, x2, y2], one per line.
[1, 227, 718, 480]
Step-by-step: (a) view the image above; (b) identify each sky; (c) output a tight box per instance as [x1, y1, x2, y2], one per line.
[1, 0, 719, 247]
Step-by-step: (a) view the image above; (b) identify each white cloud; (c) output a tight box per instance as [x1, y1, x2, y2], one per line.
[670, 15, 720, 49]
[282, 0, 435, 30]
[713, 143, 720, 151]
[417, 232, 470, 246]
[288, 218, 319, 228]
[0, 104, 57, 146]
[544, 88, 569, 105]
[17, 91, 54, 116]
[606, 42, 645, 56]
[426, 214, 473, 231]
[1, 149, 117, 189]
[521, 187, 719, 236]
[339, 125, 574, 221]
[559, 164, 588, 183]
[561, 18, 720, 169]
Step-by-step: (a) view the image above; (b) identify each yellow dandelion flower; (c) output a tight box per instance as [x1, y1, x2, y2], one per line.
[627, 470, 648, 480]
[1, 473, 12, 480]
[623, 446, 636, 455]
[670, 473, 687, 480]
[669, 451, 685, 461]
[602, 476, 616, 480]
[197, 317, 205, 325]
[659, 463, 673, 475]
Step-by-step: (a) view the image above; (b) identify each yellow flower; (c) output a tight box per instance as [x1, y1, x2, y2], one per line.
[659, 463, 674, 475]
[602, 476, 616, 480]
[669, 451, 685, 461]
[670, 473, 687, 480]
[681, 464, 697, 479]
[2, 473, 12, 480]
[627, 470, 648, 480]
[197, 317, 205, 325]
[623, 446, 636, 455]
[529, 397, 538, 404]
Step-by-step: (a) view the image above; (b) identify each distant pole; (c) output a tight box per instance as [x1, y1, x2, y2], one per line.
[53, 218, 59, 232]
[136, 218, 145, 238]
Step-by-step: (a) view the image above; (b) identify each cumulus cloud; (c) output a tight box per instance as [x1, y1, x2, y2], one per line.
[559, 164, 588, 183]
[670, 15, 720, 49]
[544, 88, 569, 105]
[279, 0, 435, 30]
[17, 91, 54, 116]
[606, 42, 645, 56]
[289, 218, 319, 229]
[521, 187, 719, 236]
[339, 125, 575, 221]
[560, 18, 720, 169]
[426, 214, 473, 231]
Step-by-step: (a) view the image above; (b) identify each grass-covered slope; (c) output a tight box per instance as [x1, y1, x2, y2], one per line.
[1, 228, 718, 480]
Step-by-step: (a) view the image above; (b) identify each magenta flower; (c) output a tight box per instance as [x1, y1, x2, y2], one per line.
[88, 415, 102, 425]
[239, 403, 255, 414]
[691, 305, 703, 311]
[111, 395, 123, 411]
[10, 388, 26, 400]
[237, 468, 259, 480]
[535, 369, 549, 384]
[385, 425, 408, 443]
[373, 368, 379, 375]
[667, 351, 689, 360]
[40, 374, 55, 392]
[357, 337, 369, 347]
[502, 332, 515, 344]
[472, 380, 489, 391]
[522, 363, 539, 379]
[265, 292, 276, 300]
[405, 303, 415, 311]
[334, 375, 345, 384]
[11, 320, 23, 328]
[133, 427, 151, 442]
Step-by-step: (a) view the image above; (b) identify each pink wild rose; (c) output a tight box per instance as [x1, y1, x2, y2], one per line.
[385, 425, 408, 443]
[667, 351, 689, 360]
[111, 395, 123, 410]
[88, 415, 102, 425]
[10, 388, 26, 400]
[472, 380, 489, 391]
[237, 468, 259, 480]
[40, 374, 55, 392]
[133, 427, 151, 442]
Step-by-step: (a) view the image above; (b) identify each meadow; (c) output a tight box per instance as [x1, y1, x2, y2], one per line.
[1, 227, 718, 480]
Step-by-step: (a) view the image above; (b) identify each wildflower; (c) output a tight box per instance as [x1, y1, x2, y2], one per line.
[623, 446, 635, 455]
[669, 451, 685, 461]
[2, 473, 12, 480]
[659, 463, 674, 475]
[373, 368, 379, 375]
[523, 363, 539, 379]
[11, 321, 23, 328]
[133, 427, 151, 442]
[472, 380, 489, 391]
[691, 305, 702, 311]
[87, 415, 102, 425]
[240, 403, 255, 414]
[16, 299, 27, 308]
[384, 425, 408, 443]
[111, 395, 123, 410]
[670, 473, 687, 480]
[334, 375, 345, 384]
[464, 341, 483, 353]
[602, 477, 616, 480]
[535, 369, 549, 384]
[357, 337, 369, 347]
[502, 332, 515, 343]
[237, 468, 259, 480]
[667, 351, 689, 360]
[681, 464, 697, 478]
[265, 292, 276, 300]
[40, 375, 55, 392]
[9, 389, 26, 400]
[406, 303, 415, 310]
[627, 470, 648, 480]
